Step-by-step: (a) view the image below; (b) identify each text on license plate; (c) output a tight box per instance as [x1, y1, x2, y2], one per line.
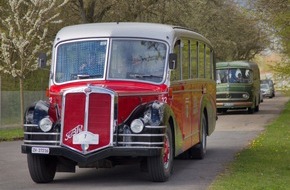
[224, 103, 234, 107]
[31, 147, 50, 154]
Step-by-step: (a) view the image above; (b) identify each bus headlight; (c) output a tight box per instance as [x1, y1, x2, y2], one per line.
[242, 94, 249, 99]
[39, 117, 53, 132]
[130, 119, 144, 133]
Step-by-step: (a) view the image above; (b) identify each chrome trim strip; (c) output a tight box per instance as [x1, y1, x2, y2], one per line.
[145, 125, 166, 129]
[84, 89, 90, 132]
[114, 146, 163, 149]
[23, 144, 61, 148]
[217, 98, 249, 101]
[24, 140, 60, 144]
[24, 124, 38, 127]
[116, 134, 164, 137]
[118, 91, 167, 97]
[172, 89, 202, 94]
[24, 132, 60, 135]
[116, 142, 164, 145]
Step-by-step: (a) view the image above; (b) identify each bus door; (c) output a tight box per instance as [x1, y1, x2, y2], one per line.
[191, 81, 203, 145]
[170, 82, 192, 149]
[182, 81, 193, 148]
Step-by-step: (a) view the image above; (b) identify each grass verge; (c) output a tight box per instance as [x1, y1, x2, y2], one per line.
[0, 127, 23, 141]
[209, 100, 290, 190]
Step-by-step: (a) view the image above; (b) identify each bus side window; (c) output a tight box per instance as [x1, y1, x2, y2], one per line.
[171, 40, 181, 81]
[182, 39, 190, 80]
[205, 46, 212, 79]
[190, 40, 198, 78]
[198, 42, 205, 78]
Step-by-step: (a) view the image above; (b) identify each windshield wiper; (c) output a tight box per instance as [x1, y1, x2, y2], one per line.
[77, 74, 90, 79]
[71, 74, 103, 80]
[128, 73, 162, 79]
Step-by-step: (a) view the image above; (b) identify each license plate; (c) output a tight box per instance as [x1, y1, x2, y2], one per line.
[31, 147, 50, 154]
[224, 103, 234, 107]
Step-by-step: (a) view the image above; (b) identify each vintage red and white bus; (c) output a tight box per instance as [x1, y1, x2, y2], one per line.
[22, 22, 217, 183]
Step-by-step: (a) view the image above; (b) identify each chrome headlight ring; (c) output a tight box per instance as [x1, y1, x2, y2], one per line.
[242, 93, 249, 99]
[130, 119, 144, 133]
[39, 117, 53, 132]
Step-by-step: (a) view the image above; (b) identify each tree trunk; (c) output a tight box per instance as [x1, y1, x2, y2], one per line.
[19, 78, 24, 126]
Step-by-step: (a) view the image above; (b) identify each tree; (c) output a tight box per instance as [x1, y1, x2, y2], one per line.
[0, 0, 68, 125]
[68, 0, 118, 23]
[189, 0, 270, 61]
[252, 0, 290, 55]
[251, 0, 290, 79]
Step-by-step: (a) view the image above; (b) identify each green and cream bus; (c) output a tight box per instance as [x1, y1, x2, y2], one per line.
[216, 61, 261, 114]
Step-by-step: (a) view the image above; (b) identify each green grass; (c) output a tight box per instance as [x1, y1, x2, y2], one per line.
[209, 100, 290, 190]
[0, 127, 23, 141]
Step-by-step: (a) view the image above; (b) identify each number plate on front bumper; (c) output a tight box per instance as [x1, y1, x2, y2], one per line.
[31, 147, 50, 154]
[223, 103, 234, 107]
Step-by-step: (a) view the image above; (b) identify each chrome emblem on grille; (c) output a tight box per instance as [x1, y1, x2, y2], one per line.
[84, 86, 92, 93]
[65, 124, 83, 141]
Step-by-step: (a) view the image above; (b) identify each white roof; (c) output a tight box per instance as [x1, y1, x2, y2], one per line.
[54, 22, 211, 46]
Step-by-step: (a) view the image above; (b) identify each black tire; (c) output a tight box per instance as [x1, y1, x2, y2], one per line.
[190, 113, 207, 159]
[248, 107, 254, 114]
[27, 154, 57, 183]
[217, 108, 227, 114]
[255, 104, 259, 112]
[147, 126, 173, 182]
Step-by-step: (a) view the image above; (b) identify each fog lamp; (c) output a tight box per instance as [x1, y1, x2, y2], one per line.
[130, 119, 144, 133]
[39, 117, 53, 132]
[242, 94, 249, 99]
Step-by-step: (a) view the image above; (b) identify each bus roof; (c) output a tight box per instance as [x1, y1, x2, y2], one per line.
[216, 61, 259, 70]
[54, 22, 212, 47]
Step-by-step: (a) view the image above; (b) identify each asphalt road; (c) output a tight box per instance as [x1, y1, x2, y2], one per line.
[0, 92, 289, 190]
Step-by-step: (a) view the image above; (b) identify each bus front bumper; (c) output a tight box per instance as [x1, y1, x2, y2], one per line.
[216, 101, 253, 109]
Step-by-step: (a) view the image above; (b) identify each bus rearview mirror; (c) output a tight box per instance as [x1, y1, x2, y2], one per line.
[169, 53, 177, 69]
[38, 53, 47, 68]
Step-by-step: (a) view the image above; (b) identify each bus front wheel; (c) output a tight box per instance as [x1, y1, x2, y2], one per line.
[147, 126, 173, 182]
[27, 154, 57, 183]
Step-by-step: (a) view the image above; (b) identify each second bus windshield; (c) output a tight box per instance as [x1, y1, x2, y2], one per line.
[216, 68, 253, 84]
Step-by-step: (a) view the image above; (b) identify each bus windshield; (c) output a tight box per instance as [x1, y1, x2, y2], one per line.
[216, 68, 253, 84]
[54, 39, 167, 83]
[108, 40, 167, 83]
